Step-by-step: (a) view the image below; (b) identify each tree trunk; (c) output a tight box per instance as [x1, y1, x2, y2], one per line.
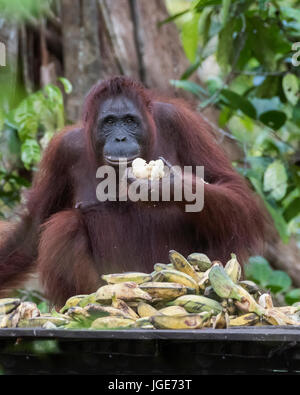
[61, 0, 102, 121]
[61, 0, 192, 121]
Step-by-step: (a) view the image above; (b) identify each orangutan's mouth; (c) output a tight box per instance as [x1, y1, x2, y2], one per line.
[104, 155, 139, 167]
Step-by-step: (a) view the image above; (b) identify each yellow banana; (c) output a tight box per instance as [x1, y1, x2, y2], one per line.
[90, 316, 135, 330]
[212, 311, 229, 329]
[154, 263, 174, 272]
[258, 293, 274, 309]
[264, 308, 300, 326]
[150, 312, 211, 329]
[153, 269, 199, 293]
[139, 282, 187, 300]
[169, 250, 201, 282]
[0, 298, 20, 314]
[95, 282, 152, 303]
[112, 296, 139, 320]
[229, 313, 259, 327]
[84, 304, 132, 319]
[224, 253, 242, 282]
[137, 302, 159, 318]
[134, 317, 154, 328]
[102, 272, 152, 284]
[159, 306, 187, 316]
[18, 316, 68, 328]
[60, 295, 88, 313]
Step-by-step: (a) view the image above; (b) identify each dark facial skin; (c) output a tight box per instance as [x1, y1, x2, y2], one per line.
[96, 96, 148, 166]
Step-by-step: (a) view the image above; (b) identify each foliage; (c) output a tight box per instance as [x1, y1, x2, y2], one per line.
[0, 79, 72, 217]
[245, 255, 300, 305]
[165, 0, 300, 246]
[13, 288, 50, 313]
[0, 0, 52, 22]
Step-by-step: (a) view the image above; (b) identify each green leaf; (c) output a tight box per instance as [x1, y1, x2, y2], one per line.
[282, 73, 299, 106]
[220, 89, 257, 118]
[217, 19, 236, 73]
[264, 160, 288, 201]
[0, 108, 4, 131]
[247, 17, 290, 71]
[21, 139, 41, 170]
[180, 59, 202, 80]
[251, 97, 281, 117]
[170, 79, 209, 98]
[193, 0, 222, 10]
[259, 110, 287, 130]
[37, 301, 49, 314]
[266, 271, 292, 294]
[285, 289, 300, 305]
[218, 106, 232, 127]
[18, 117, 38, 142]
[245, 256, 272, 287]
[181, 12, 201, 63]
[255, 76, 280, 99]
[249, 176, 289, 243]
[283, 197, 300, 222]
[221, 0, 231, 26]
[44, 84, 63, 106]
[158, 9, 190, 27]
[198, 7, 212, 46]
[58, 77, 73, 94]
[247, 156, 271, 181]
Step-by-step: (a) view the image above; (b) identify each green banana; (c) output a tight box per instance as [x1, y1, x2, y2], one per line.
[168, 294, 222, 315]
[187, 253, 212, 271]
[209, 266, 265, 316]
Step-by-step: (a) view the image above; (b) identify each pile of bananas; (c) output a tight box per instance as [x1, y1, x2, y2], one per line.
[1, 250, 300, 330]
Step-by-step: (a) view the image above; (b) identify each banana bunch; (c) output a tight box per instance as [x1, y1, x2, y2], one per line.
[1, 249, 300, 330]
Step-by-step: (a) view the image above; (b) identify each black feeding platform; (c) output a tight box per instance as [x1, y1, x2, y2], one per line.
[0, 326, 300, 374]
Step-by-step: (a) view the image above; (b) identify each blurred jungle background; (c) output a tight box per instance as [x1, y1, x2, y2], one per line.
[0, 0, 299, 306]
